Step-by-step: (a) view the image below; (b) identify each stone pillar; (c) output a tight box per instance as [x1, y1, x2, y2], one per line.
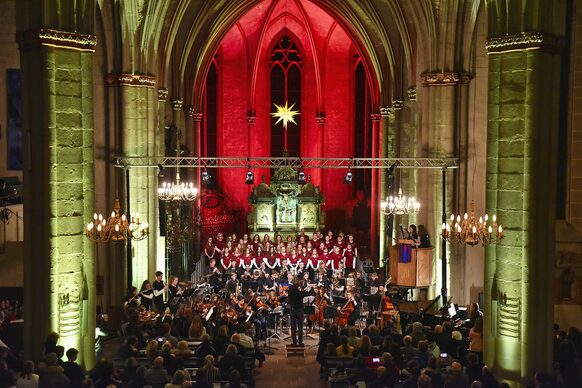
[157, 88, 168, 155]
[370, 113, 381, 260]
[184, 105, 194, 156]
[17, 28, 96, 368]
[420, 72, 459, 301]
[118, 74, 158, 287]
[315, 113, 326, 187]
[378, 106, 394, 267]
[171, 98, 184, 140]
[484, 31, 563, 382]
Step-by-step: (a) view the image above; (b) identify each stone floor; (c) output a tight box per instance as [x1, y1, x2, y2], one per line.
[253, 336, 325, 388]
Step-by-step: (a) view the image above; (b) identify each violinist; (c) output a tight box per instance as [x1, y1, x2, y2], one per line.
[208, 258, 222, 276]
[139, 280, 154, 311]
[251, 294, 268, 339]
[226, 272, 239, 295]
[124, 286, 141, 310]
[152, 271, 168, 313]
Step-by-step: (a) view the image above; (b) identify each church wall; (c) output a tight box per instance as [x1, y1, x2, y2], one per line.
[569, 0, 582, 233]
[0, 0, 22, 181]
[214, 1, 363, 231]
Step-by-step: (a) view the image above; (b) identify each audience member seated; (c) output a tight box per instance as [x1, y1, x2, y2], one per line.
[194, 334, 216, 359]
[356, 335, 372, 357]
[189, 314, 207, 339]
[214, 325, 231, 356]
[336, 335, 354, 358]
[146, 339, 161, 361]
[145, 356, 170, 388]
[162, 323, 179, 348]
[62, 348, 85, 387]
[219, 344, 245, 380]
[39, 353, 70, 388]
[416, 341, 431, 369]
[411, 322, 426, 347]
[224, 369, 247, 388]
[165, 370, 187, 388]
[15, 360, 38, 388]
[191, 368, 211, 388]
[368, 366, 394, 388]
[465, 352, 483, 383]
[120, 357, 138, 384]
[161, 341, 182, 376]
[346, 326, 360, 350]
[127, 365, 148, 388]
[173, 340, 192, 360]
[401, 335, 419, 364]
[444, 361, 469, 388]
[328, 364, 350, 386]
[349, 356, 376, 384]
[54, 346, 65, 368]
[201, 354, 220, 383]
[118, 336, 139, 361]
[0, 360, 15, 387]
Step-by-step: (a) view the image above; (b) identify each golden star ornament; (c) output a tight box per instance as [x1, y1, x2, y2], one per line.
[271, 101, 300, 128]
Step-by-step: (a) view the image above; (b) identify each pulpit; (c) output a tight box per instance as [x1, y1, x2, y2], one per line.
[389, 240, 433, 287]
[247, 167, 325, 236]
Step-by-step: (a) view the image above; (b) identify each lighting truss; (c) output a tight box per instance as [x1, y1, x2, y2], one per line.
[113, 156, 459, 170]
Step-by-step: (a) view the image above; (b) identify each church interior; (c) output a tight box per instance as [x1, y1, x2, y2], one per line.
[0, 0, 581, 387]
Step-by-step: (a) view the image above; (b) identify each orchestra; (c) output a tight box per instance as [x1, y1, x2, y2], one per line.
[126, 230, 401, 346]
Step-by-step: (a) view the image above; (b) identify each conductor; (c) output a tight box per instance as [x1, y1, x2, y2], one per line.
[288, 278, 306, 346]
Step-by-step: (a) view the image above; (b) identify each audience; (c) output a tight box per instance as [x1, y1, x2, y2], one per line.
[16, 360, 38, 388]
[145, 356, 170, 388]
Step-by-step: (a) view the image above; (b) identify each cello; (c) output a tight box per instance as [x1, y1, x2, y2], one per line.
[309, 289, 327, 323]
[335, 292, 356, 326]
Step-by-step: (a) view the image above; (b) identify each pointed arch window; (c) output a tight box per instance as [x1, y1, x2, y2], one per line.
[270, 35, 302, 157]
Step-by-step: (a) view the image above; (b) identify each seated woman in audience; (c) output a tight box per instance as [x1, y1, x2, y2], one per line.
[357, 335, 372, 357]
[145, 339, 160, 362]
[165, 370, 186, 388]
[218, 344, 245, 380]
[192, 369, 211, 388]
[16, 360, 38, 388]
[189, 314, 207, 339]
[201, 355, 220, 383]
[336, 335, 354, 358]
[161, 341, 182, 376]
[347, 326, 360, 350]
[172, 340, 191, 360]
[213, 325, 231, 356]
[118, 336, 139, 360]
[194, 334, 216, 359]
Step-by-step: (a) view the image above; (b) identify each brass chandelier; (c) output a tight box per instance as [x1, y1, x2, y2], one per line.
[381, 187, 421, 216]
[441, 200, 503, 246]
[158, 171, 198, 202]
[86, 198, 149, 242]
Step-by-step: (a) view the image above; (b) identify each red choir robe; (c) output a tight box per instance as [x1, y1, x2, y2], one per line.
[307, 254, 319, 269]
[220, 252, 233, 269]
[329, 251, 343, 270]
[343, 250, 355, 269]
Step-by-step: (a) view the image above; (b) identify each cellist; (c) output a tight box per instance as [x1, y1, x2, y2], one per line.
[335, 291, 356, 326]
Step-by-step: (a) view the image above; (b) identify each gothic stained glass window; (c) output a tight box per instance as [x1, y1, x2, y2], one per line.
[270, 35, 302, 158]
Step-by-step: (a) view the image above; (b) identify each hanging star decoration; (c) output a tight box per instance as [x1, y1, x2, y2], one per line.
[271, 101, 300, 128]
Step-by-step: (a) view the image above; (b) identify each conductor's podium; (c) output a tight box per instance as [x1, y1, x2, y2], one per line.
[285, 344, 306, 357]
[389, 240, 433, 287]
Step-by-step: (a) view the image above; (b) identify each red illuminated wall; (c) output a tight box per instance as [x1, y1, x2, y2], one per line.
[203, 0, 377, 230]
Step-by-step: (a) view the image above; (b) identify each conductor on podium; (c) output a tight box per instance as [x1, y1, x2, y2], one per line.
[288, 278, 306, 346]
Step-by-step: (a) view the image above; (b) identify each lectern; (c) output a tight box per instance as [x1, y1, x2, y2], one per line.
[389, 240, 433, 287]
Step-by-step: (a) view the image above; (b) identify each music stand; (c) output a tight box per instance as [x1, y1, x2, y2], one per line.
[243, 281, 259, 293]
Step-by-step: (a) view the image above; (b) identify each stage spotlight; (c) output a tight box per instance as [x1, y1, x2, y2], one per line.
[245, 169, 255, 185]
[344, 168, 353, 184]
[201, 169, 211, 184]
[298, 169, 306, 184]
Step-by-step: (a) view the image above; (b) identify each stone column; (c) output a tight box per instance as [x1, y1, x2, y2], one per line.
[118, 74, 158, 287]
[184, 105, 194, 156]
[420, 72, 459, 301]
[378, 106, 394, 267]
[17, 28, 96, 368]
[155, 88, 168, 274]
[484, 31, 563, 382]
[370, 113, 381, 259]
[157, 88, 168, 156]
[314, 113, 326, 187]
